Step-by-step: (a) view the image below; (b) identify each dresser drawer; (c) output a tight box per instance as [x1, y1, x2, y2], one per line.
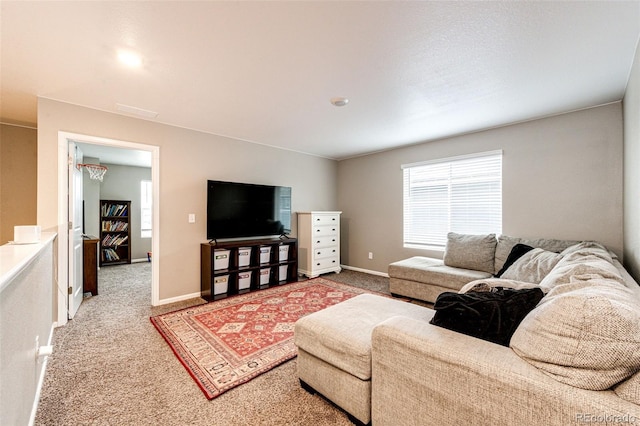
[313, 247, 338, 260]
[313, 225, 339, 237]
[312, 235, 339, 248]
[312, 257, 340, 270]
[312, 214, 340, 226]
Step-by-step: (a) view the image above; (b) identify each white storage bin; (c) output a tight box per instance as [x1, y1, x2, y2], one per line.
[213, 275, 229, 295]
[238, 271, 252, 290]
[259, 267, 271, 285]
[14, 225, 41, 244]
[260, 246, 271, 264]
[279, 264, 288, 282]
[279, 245, 289, 261]
[214, 249, 230, 270]
[238, 247, 252, 267]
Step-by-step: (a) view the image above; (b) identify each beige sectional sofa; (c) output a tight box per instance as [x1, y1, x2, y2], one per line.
[295, 236, 640, 425]
[374, 240, 640, 425]
[388, 233, 579, 303]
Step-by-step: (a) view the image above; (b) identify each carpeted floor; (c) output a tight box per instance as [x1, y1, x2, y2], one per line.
[35, 264, 391, 425]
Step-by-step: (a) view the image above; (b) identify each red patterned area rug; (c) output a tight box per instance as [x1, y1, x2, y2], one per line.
[151, 277, 376, 399]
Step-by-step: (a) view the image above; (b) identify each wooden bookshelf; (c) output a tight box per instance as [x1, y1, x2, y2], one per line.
[100, 200, 131, 266]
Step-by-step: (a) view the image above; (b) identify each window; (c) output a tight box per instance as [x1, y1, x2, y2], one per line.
[402, 150, 502, 249]
[141, 180, 152, 238]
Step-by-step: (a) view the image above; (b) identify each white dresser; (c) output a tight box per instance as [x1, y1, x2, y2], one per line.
[297, 211, 341, 278]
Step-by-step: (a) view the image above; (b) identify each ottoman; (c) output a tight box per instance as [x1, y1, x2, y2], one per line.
[294, 293, 432, 425]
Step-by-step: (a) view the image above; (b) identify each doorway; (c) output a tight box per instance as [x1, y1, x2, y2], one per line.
[57, 131, 160, 326]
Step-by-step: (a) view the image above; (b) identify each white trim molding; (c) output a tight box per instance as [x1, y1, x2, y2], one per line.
[340, 264, 389, 277]
[56, 131, 161, 326]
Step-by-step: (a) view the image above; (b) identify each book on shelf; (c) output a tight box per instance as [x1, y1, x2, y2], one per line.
[101, 203, 129, 217]
[101, 234, 128, 247]
[101, 220, 129, 232]
[102, 248, 121, 261]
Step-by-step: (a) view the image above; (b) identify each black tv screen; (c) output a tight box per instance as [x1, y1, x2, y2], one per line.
[207, 180, 292, 240]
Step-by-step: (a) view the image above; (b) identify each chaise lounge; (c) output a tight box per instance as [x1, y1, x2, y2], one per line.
[295, 236, 640, 425]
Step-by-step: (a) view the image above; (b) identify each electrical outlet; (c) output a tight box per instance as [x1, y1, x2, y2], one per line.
[188, 213, 196, 223]
[368, 252, 373, 260]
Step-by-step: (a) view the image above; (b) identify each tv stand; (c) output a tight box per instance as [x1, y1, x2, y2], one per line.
[200, 237, 298, 301]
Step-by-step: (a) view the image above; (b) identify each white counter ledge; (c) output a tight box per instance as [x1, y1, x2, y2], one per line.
[0, 232, 57, 293]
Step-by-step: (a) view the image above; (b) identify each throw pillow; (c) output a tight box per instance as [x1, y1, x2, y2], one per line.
[430, 287, 544, 347]
[500, 248, 563, 284]
[494, 235, 577, 273]
[510, 278, 640, 390]
[494, 243, 534, 277]
[539, 243, 624, 289]
[443, 232, 497, 274]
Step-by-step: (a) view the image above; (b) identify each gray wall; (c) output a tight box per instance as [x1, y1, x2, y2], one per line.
[37, 99, 338, 301]
[99, 163, 152, 261]
[81, 156, 101, 238]
[338, 103, 623, 273]
[624, 39, 640, 282]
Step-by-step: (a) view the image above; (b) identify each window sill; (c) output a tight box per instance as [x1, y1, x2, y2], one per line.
[403, 243, 445, 252]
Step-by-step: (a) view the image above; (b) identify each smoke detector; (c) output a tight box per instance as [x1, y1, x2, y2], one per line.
[330, 97, 349, 107]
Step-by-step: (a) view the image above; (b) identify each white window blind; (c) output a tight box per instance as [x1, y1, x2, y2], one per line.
[402, 151, 502, 249]
[141, 180, 152, 238]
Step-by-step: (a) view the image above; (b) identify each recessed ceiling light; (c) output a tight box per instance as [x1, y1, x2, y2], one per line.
[330, 97, 349, 107]
[117, 49, 142, 68]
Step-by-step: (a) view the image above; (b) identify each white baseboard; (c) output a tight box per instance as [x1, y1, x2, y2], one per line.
[156, 291, 202, 306]
[131, 258, 150, 264]
[29, 323, 56, 426]
[340, 264, 389, 278]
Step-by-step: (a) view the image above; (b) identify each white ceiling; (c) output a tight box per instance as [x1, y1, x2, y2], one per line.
[2, 1, 639, 160]
[76, 142, 151, 168]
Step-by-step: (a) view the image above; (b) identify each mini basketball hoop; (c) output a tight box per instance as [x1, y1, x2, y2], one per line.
[77, 164, 108, 181]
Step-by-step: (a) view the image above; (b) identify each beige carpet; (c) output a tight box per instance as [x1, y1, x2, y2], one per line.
[35, 264, 391, 425]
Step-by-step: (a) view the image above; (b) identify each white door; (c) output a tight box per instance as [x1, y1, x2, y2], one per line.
[68, 142, 84, 319]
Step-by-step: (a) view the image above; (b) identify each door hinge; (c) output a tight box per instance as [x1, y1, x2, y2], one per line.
[68, 221, 73, 230]
[68, 287, 73, 295]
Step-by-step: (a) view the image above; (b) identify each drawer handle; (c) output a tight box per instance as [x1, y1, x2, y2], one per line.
[316, 263, 321, 266]
[317, 252, 321, 255]
[316, 240, 321, 244]
[331, 228, 336, 232]
[332, 249, 336, 253]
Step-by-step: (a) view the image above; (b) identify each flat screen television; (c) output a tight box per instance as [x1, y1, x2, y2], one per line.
[207, 180, 292, 241]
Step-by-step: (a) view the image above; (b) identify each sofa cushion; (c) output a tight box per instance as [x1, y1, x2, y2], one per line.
[294, 294, 433, 381]
[500, 248, 563, 284]
[430, 287, 544, 346]
[539, 242, 624, 290]
[614, 370, 640, 405]
[389, 256, 492, 291]
[510, 277, 640, 390]
[443, 232, 497, 274]
[494, 243, 534, 277]
[494, 235, 577, 273]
